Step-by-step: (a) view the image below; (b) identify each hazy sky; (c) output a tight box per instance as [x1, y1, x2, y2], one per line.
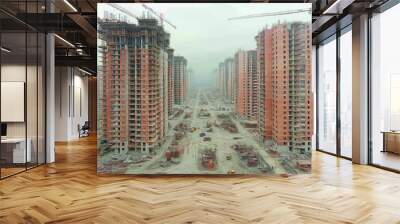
[98, 3, 311, 86]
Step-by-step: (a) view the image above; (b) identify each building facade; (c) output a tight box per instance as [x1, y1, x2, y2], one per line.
[167, 48, 174, 115]
[234, 50, 248, 118]
[100, 18, 170, 153]
[217, 58, 235, 103]
[224, 58, 235, 103]
[217, 62, 225, 97]
[233, 50, 258, 120]
[256, 28, 273, 141]
[173, 56, 188, 105]
[257, 22, 313, 152]
[247, 50, 259, 121]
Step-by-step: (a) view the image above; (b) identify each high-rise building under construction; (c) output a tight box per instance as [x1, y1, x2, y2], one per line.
[173, 56, 188, 105]
[167, 48, 174, 115]
[218, 62, 225, 97]
[256, 22, 313, 152]
[224, 58, 235, 104]
[217, 58, 235, 104]
[100, 18, 170, 153]
[234, 50, 258, 121]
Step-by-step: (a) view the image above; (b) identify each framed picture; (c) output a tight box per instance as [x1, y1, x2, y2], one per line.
[97, 3, 313, 175]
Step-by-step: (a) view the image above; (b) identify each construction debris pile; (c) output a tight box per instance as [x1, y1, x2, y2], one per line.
[199, 147, 217, 170]
[164, 144, 184, 162]
[296, 160, 311, 172]
[280, 153, 311, 174]
[99, 151, 155, 173]
[161, 132, 186, 167]
[157, 121, 190, 167]
[216, 114, 238, 133]
[98, 154, 129, 173]
[232, 143, 259, 167]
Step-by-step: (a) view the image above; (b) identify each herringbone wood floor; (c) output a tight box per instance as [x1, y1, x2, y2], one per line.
[1, 135, 400, 224]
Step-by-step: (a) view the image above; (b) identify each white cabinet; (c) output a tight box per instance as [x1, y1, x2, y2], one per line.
[1, 138, 32, 163]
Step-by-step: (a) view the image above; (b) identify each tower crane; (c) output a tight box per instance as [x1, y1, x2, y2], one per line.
[227, 9, 311, 21]
[142, 4, 177, 29]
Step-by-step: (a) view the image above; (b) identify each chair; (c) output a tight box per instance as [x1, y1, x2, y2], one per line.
[79, 121, 90, 138]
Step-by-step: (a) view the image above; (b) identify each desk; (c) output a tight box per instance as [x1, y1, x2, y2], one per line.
[1, 138, 31, 163]
[382, 131, 400, 154]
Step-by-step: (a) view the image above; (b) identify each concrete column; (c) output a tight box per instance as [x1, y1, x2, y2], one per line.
[54, 67, 71, 141]
[352, 14, 369, 164]
[46, 32, 55, 163]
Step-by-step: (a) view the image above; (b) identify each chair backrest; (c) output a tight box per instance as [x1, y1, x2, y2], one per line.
[82, 121, 90, 129]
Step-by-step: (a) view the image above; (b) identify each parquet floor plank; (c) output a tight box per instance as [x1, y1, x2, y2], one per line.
[0, 135, 399, 223]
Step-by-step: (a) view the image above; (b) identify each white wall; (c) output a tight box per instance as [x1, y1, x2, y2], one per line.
[71, 73, 89, 138]
[1, 63, 46, 163]
[1, 65, 26, 139]
[55, 67, 89, 141]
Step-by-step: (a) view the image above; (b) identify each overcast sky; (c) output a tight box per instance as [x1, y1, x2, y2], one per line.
[98, 3, 311, 86]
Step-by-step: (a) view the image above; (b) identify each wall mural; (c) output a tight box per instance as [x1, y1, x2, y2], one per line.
[97, 3, 313, 175]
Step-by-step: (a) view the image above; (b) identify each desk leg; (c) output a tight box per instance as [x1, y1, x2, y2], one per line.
[382, 133, 386, 153]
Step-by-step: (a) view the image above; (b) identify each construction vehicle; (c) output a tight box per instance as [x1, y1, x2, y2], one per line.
[201, 148, 216, 170]
[227, 169, 235, 174]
